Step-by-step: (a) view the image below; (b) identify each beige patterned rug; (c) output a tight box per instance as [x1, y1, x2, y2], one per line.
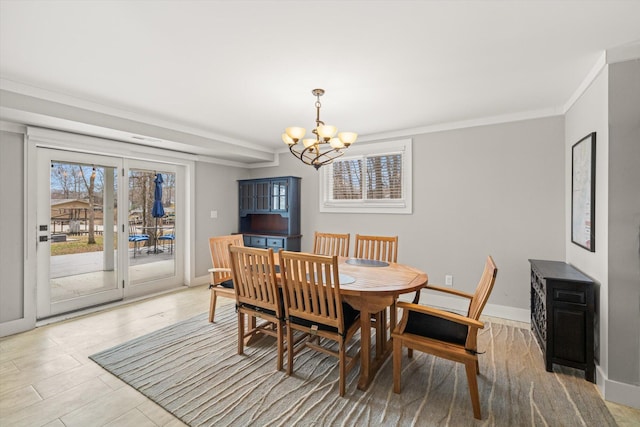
[90, 303, 615, 426]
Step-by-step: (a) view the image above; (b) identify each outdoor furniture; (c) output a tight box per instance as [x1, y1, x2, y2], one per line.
[208, 234, 244, 322]
[158, 224, 175, 254]
[128, 222, 149, 258]
[228, 245, 285, 370]
[392, 256, 498, 420]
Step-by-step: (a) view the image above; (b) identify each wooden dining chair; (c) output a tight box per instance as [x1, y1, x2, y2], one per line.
[313, 232, 350, 257]
[208, 234, 244, 322]
[353, 234, 398, 263]
[353, 234, 400, 353]
[228, 245, 285, 370]
[278, 250, 361, 396]
[391, 256, 498, 420]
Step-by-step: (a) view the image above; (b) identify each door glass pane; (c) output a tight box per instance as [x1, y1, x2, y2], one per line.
[128, 169, 176, 283]
[49, 162, 117, 302]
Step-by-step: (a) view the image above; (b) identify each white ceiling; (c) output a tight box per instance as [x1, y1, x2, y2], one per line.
[1, 1, 640, 164]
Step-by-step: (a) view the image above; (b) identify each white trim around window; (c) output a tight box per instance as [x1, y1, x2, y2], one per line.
[319, 138, 412, 214]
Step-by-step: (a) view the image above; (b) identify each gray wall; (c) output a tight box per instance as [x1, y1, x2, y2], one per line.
[565, 67, 610, 371]
[193, 161, 248, 278]
[0, 130, 25, 322]
[608, 59, 640, 387]
[251, 116, 566, 313]
[565, 59, 640, 405]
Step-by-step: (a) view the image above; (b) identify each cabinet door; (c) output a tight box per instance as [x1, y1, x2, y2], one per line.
[270, 179, 289, 212]
[254, 181, 271, 212]
[239, 182, 255, 214]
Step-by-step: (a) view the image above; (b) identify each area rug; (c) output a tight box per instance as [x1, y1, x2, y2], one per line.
[90, 304, 615, 426]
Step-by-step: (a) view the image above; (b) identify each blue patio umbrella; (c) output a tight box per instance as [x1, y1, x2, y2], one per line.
[152, 173, 165, 218]
[151, 173, 164, 253]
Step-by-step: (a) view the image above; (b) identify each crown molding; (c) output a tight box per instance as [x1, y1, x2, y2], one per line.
[0, 77, 272, 155]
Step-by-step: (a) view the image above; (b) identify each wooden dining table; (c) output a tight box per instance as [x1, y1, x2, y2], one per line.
[337, 257, 428, 391]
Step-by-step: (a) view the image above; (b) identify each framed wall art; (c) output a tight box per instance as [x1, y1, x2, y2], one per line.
[571, 132, 596, 252]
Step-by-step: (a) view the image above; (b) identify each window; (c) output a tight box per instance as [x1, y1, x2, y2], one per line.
[319, 139, 412, 213]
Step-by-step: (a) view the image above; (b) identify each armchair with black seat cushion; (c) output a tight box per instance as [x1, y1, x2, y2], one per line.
[278, 250, 361, 397]
[228, 245, 285, 370]
[208, 234, 244, 322]
[391, 256, 498, 420]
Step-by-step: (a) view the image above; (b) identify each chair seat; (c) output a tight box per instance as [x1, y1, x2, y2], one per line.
[290, 302, 360, 335]
[218, 278, 234, 289]
[128, 234, 149, 242]
[405, 310, 468, 346]
[238, 302, 277, 318]
[158, 234, 174, 240]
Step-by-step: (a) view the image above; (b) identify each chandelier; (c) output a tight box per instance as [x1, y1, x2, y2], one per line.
[282, 88, 357, 170]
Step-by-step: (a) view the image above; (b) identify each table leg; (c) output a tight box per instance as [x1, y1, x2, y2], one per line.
[358, 310, 373, 390]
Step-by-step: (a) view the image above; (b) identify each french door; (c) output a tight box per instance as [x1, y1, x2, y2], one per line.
[36, 149, 183, 319]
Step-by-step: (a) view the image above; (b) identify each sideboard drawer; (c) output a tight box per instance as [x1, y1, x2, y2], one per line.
[266, 238, 284, 249]
[250, 236, 267, 247]
[554, 289, 586, 304]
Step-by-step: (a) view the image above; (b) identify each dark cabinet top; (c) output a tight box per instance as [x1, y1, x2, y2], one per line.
[529, 259, 594, 284]
[238, 176, 301, 182]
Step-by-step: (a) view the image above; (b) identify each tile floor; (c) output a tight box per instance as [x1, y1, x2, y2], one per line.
[1, 285, 638, 426]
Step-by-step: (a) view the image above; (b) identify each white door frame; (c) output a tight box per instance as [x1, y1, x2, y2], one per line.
[27, 127, 193, 320]
[36, 148, 124, 318]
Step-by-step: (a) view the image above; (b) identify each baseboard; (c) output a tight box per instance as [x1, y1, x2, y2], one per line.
[597, 365, 640, 409]
[192, 274, 211, 287]
[411, 289, 531, 324]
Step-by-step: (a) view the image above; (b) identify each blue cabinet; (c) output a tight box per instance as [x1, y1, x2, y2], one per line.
[238, 176, 301, 251]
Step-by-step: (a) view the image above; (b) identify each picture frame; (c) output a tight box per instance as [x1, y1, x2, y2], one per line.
[571, 132, 596, 252]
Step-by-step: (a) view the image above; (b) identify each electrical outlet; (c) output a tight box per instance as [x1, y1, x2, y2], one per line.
[210, 210, 218, 219]
[445, 274, 453, 286]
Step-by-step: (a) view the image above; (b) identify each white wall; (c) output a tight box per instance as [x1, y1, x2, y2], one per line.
[251, 116, 566, 320]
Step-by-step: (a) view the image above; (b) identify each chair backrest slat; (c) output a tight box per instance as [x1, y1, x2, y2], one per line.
[313, 232, 350, 257]
[354, 234, 398, 263]
[209, 234, 244, 285]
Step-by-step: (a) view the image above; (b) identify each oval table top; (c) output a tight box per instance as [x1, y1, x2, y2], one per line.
[337, 257, 428, 296]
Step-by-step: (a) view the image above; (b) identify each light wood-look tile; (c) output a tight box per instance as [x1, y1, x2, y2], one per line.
[103, 408, 159, 427]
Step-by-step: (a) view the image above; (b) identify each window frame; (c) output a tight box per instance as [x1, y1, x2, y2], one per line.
[319, 138, 412, 214]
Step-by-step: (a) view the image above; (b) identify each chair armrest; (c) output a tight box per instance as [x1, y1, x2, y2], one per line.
[396, 301, 484, 329]
[424, 284, 474, 299]
[208, 267, 232, 273]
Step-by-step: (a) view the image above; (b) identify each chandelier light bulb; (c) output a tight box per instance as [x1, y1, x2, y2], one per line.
[282, 133, 296, 145]
[338, 132, 358, 146]
[317, 124, 337, 140]
[329, 138, 345, 149]
[285, 127, 306, 141]
[302, 138, 316, 148]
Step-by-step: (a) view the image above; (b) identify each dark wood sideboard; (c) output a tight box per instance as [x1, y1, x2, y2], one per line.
[529, 259, 595, 382]
[238, 176, 301, 251]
